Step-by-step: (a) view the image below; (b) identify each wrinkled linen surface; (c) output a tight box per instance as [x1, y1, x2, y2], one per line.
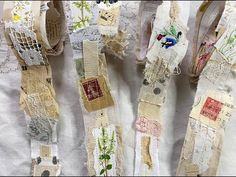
[0, 1, 236, 176]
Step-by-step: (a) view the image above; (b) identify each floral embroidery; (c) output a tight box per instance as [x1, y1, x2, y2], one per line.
[72, 1, 92, 30]
[136, 117, 161, 137]
[217, 27, 236, 63]
[11, 1, 33, 27]
[195, 41, 215, 74]
[97, 127, 116, 176]
[157, 25, 182, 49]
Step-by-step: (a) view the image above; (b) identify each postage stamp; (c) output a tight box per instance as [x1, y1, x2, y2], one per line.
[200, 97, 223, 121]
[82, 78, 103, 101]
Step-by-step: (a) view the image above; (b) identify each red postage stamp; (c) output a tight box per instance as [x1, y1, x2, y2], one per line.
[82, 79, 103, 101]
[200, 97, 223, 121]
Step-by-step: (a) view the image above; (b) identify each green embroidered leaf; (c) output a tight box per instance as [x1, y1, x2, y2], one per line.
[98, 139, 102, 152]
[106, 164, 112, 170]
[84, 3, 91, 12]
[170, 25, 177, 36]
[100, 169, 105, 175]
[104, 154, 111, 160]
[227, 37, 235, 44]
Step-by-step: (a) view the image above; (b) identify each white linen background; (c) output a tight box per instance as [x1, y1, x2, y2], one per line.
[0, 1, 236, 176]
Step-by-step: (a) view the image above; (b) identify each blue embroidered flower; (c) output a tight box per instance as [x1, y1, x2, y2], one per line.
[162, 38, 177, 49]
[158, 25, 182, 49]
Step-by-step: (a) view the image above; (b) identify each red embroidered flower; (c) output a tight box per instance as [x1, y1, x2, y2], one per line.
[157, 34, 165, 41]
[136, 117, 148, 132]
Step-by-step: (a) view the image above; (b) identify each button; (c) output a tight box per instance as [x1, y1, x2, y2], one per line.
[159, 78, 165, 83]
[41, 170, 50, 176]
[153, 88, 161, 95]
[143, 79, 149, 85]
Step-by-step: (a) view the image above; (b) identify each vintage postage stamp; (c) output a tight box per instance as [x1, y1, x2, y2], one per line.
[190, 90, 234, 129]
[82, 78, 103, 101]
[200, 97, 223, 121]
[80, 76, 114, 112]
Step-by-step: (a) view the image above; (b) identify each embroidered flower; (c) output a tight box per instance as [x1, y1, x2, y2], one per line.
[162, 37, 177, 49]
[157, 34, 166, 41]
[136, 117, 148, 132]
[157, 25, 182, 49]
[13, 14, 21, 22]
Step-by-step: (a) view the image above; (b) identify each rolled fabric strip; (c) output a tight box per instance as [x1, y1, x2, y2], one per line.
[134, 1, 189, 176]
[177, 6, 236, 176]
[3, 1, 65, 176]
[63, 1, 139, 175]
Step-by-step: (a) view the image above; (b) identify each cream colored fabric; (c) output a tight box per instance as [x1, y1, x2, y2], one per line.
[177, 5, 236, 175]
[2, 1, 65, 176]
[135, 1, 190, 176]
[76, 41, 123, 176]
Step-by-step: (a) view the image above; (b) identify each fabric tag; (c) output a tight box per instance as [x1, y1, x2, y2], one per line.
[190, 90, 234, 129]
[97, 4, 120, 27]
[80, 75, 114, 112]
[40, 145, 51, 158]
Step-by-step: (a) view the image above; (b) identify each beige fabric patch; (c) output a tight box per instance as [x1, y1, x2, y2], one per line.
[87, 127, 96, 176]
[141, 136, 152, 169]
[138, 101, 161, 122]
[185, 164, 199, 176]
[97, 6, 120, 26]
[21, 89, 59, 119]
[33, 164, 61, 176]
[20, 65, 59, 119]
[190, 90, 234, 129]
[102, 30, 129, 58]
[115, 126, 123, 176]
[83, 41, 99, 78]
[95, 109, 109, 127]
[21, 65, 55, 95]
[144, 58, 171, 86]
[177, 118, 225, 176]
[40, 145, 51, 158]
[80, 76, 114, 112]
[139, 80, 167, 106]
